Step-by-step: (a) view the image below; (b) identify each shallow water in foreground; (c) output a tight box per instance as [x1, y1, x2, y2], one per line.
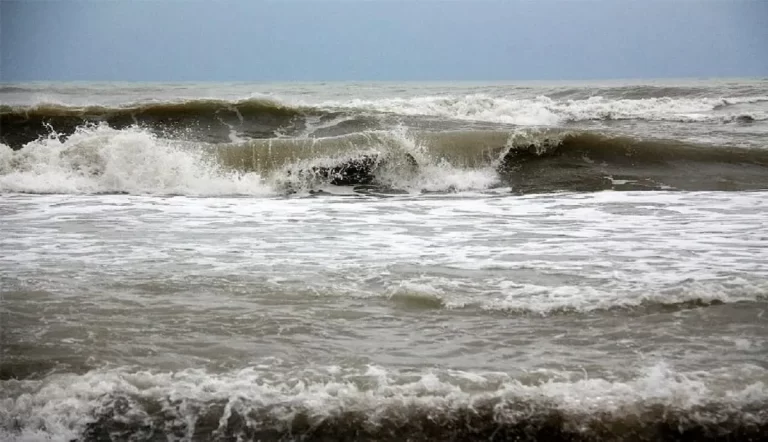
[1, 191, 767, 441]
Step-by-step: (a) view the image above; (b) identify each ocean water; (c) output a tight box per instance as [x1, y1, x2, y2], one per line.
[1, 80, 767, 441]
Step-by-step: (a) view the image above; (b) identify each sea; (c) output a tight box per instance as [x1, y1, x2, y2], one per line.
[1, 79, 767, 441]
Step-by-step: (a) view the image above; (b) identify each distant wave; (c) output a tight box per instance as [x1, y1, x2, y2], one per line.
[0, 98, 305, 117]
[0, 98, 320, 147]
[3, 94, 767, 148]
[0, 85, 37, 93]
[543, 83, 768, 100]
[314, 94, 768, 125]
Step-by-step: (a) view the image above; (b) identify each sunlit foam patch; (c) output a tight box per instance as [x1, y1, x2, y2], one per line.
[1, 363, 767, 441]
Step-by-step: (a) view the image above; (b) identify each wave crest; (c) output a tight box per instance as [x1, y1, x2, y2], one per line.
[4, 125, 768, 196]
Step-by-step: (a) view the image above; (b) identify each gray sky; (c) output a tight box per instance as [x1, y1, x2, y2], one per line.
[2, 1, 767, 82]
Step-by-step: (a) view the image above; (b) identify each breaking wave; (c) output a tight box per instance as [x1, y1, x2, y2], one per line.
[1, 363, 766, 442]
[3, 124, 768, 195]
[0, 125, 270, 196]
[0, 125, 500, 195]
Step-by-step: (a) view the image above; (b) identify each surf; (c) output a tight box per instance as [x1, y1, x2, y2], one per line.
[3, 363, 766, 442]
[4, 123, 768, 196]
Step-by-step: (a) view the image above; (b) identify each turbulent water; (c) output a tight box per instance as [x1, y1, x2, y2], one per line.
[1, 80, 768, 441]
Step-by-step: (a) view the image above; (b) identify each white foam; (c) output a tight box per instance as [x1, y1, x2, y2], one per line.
[315, 94, 768, 125]
[373, 273, 768, 314]
[373, 127, 499, 193]
[1, 362, 765, 442]
[0, 124, 271, 196]
[3, 190, 765, 314]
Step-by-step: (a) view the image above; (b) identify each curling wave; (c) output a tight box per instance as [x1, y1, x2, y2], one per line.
[3, 124, 768, 195]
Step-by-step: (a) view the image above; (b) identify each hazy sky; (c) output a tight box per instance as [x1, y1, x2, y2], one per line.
[2, 1, 767, 82]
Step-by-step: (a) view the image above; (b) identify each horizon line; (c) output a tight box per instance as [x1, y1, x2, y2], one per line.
[2, 76, 767, 85]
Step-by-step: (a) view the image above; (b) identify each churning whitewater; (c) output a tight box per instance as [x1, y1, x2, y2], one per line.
[1, 80, 768, 441]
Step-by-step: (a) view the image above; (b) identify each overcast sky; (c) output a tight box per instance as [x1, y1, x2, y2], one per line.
[2, 1, 767, 82]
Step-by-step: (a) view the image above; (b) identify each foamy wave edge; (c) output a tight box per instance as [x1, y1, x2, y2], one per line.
[2, 363, 766, 441]
[315, 94, 768, 125]
[384, 278, 768, 314]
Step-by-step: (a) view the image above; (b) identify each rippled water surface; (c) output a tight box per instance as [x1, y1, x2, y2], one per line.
[2, 191, 767, 441]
